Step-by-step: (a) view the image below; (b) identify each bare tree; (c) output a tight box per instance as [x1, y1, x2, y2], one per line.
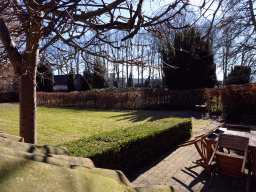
[214, 0, 256, 83]
[1, 0, 202, 143]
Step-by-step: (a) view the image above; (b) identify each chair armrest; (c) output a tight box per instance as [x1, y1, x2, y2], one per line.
[208, 139, 221, 166]
[241, 147, 249, 173]
[178, 139, 200, 147]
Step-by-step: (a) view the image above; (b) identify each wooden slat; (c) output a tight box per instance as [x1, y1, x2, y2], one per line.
[218, 134, 249, 151]
[215, 151, 244, 160]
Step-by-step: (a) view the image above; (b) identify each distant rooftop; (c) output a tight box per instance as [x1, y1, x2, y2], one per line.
[54, 75, 68, 85]
[54, 74, 82, 85]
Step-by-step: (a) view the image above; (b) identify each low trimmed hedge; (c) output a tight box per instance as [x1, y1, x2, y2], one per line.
[60, 118, 192, 173]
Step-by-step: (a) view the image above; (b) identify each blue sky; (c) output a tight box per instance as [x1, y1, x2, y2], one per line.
[52, 0, 224, 81]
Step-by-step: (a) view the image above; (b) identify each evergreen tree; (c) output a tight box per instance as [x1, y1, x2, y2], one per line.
[113, 80, 119, 88]
[226, 66, 251, 85]
[161, 39, 176, 89]
[82, 69, 93, 91]
[127, 72, 133, 87]
[145, 79, 150, 87]
[36, 58, 54, 92]
[67, 69, 76, 92]
[161, 28, 216, 90]
[12, 76, 18, 92]
[92, 59, 109, 89]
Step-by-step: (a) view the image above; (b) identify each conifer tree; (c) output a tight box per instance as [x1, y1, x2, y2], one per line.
[92, 59, 109, 89]
[127, 72, 133, 88]
[82, 69, 93, 91]
[36, 58, 54, 92]
[162, 28, 216, 90]
[226, 66, 251, 85]
[67, 69, 76, 92]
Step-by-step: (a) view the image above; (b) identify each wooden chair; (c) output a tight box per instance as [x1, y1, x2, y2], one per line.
[208, 134, 251, 192]
[179, 136, 208, 169]
[178, 124, 223, 169]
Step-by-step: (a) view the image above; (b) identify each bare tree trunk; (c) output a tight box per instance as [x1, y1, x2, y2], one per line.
[141, 41, 144, 86]
[223, 48, 227, 85]
[76, 51, 80, 74]
[121, 43, 124, 88]
[0, 15, 40, 144]
[19, 52, 38, 144]
[137, 37, 140, 86]
[148, 49, 151, 85]
[138, 66, 139, 85]
[117, 41, 120, 86]
[126, 43, 129, 87]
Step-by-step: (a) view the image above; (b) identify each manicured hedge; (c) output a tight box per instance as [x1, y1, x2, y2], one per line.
[221, 84, 256, 123]
[37, 89, 206, 110]
[0, 92, 19, 102]
[60, 118, 192, 173]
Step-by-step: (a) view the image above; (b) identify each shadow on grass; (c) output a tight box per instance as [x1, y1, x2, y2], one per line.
[0, 155, 30, 184]
[109, 110, 205, 123]
[38, 105, 205, 123]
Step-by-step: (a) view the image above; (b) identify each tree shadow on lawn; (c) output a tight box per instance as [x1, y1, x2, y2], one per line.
[109, 110, 205, 123]
[40, 105, 205, 122]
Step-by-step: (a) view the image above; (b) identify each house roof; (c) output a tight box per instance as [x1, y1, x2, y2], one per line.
[54, 75, 68, 85]
[54, 74, 83, 85]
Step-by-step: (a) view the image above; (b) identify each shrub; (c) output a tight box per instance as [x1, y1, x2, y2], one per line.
[67, 71, 76, 92]
[221, 84, 256, 123]
[226, 66, 251, 85]
[37, 88, 207, 110]
[36, 59, 54, 92]
[60, 118, 192, 172]
[0, 92, 19, 102]
[92, 62, 109, 89]
[113, 80, 119, 88]
[127, 73, 133, 88]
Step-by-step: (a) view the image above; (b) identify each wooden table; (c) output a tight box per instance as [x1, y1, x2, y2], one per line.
[205, 127, 256, 179]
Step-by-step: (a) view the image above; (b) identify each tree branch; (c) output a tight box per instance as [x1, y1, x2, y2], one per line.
[0, 18, 22, 75]
[249, 0, 256, 32]
[12, 0, 30, 29]
[45, 0, 126, 22]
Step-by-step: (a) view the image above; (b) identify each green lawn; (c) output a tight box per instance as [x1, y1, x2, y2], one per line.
[0, 103, 210, 146]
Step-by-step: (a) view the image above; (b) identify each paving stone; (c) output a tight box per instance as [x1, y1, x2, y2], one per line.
[128, 120, 253, 191]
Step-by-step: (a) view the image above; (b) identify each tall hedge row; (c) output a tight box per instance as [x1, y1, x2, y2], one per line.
[0, 92, 19, 102]
[221, 84, 256, 123]
[3, 84, 256, 124]
[37, 89, 206, 110]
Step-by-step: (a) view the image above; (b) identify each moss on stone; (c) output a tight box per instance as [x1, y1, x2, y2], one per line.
[0, 133, 175, 192]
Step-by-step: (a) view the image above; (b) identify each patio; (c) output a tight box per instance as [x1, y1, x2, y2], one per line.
[127, 120, 255, 192]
